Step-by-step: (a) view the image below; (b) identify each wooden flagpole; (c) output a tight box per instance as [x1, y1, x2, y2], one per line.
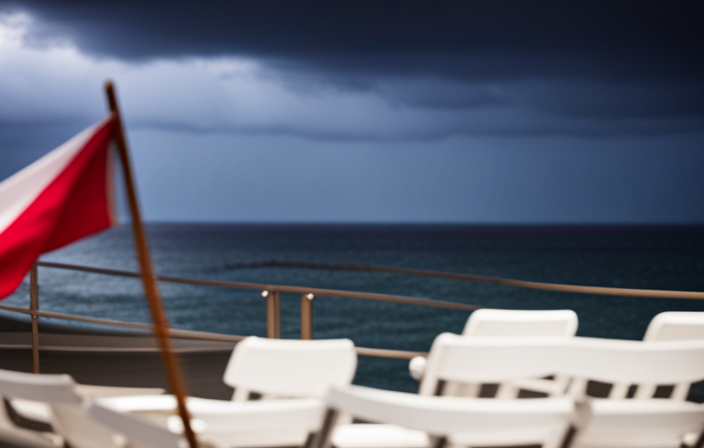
[104, 81, 199, 448]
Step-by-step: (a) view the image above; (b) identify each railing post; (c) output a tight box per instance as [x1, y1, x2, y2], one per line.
[264, 291, 280, 338]
[301, 294, 314, 340]
[274, 292, 281, 338]
[29, 263, 40, 373]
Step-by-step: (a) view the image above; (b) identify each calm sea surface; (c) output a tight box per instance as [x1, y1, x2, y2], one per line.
[3, 224, 704, 392]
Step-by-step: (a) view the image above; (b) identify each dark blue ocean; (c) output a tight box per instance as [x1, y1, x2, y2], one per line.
[3, 224, 704, 393]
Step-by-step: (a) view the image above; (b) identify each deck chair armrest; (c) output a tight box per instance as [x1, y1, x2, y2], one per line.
[97, 395, 179, 413]
[169, 398, 325, 433]
[75, 385, 165, 398]
[9, 399, 52, 424]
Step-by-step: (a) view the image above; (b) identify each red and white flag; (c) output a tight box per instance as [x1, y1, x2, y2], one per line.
[0, 115, 118, 299]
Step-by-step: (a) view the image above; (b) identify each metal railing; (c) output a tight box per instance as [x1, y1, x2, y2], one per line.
[1, 259, 702, 374]
[1, 261, 479, 372]
[218, 260, 704, 300]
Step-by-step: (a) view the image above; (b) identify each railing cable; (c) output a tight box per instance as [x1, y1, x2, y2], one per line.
[215, 260, 704, 300]
[35, 261, 480, 311]
[0, 305, 423, 359]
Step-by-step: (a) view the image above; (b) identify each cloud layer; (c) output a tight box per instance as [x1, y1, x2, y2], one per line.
[1, 3, 703, 223]
[10, 1, 704, 80]
[1, 3, 703, 141]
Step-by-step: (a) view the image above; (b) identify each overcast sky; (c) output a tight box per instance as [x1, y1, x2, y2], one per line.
[1, 1, 703, 223]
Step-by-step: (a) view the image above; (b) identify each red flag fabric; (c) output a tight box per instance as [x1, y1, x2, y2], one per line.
[0, 115, 118, 299]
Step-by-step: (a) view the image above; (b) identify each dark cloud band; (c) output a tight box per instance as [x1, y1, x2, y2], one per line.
[2, 0, 704, 139]
[8, 0, 704, 82]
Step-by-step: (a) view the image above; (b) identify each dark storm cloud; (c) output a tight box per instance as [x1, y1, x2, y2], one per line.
[8, 1, 703, 80]
[1, 0, 704, 139]
[6, 0, 704, 124]
[1, 1, 703, 223]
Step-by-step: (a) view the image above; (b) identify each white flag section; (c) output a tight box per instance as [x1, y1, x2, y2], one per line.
[0, 114, 117, 299]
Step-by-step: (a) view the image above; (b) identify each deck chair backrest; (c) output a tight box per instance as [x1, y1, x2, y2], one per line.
[562, 337, 704, 387]
[87, 402, 185, 448]
[0, 369, 75, 447]
[463, 309, 578, 337]
[644, 312, 704, 342]
[419, 335, 704, 398]
[455, 309, 578, 398]
[0, 369, 117, 448]
[0, 394, 56, 447]
[223, 337, 357, 400]
[419, 334, 564, 396]
[319, 385, 574, 448]
[631, 311, 704, 400]
[0, 369, 79, 404]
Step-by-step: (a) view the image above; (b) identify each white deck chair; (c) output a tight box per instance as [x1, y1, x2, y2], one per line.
[409, 309, 578, 397]
[416, 334, 704, 448]
[316, 385, 574, 448]
[565, 334, 704, 448]
[416, 334, 704, 398]
[335, 332, 580, 448]
[213, 337, 357, 447]
[99, 337, 358, 448]
[223, 337, 357, 401]
[0, 368, 118, 448]
[627, 311, 704, 400]
[0, 392, 56, 448]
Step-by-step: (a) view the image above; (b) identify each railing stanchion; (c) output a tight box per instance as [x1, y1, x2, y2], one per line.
[264, 291, 280, 338]
[274, 291, 281, 339]
[301, 294, 314, 340]
[29, 263, 40, 373]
